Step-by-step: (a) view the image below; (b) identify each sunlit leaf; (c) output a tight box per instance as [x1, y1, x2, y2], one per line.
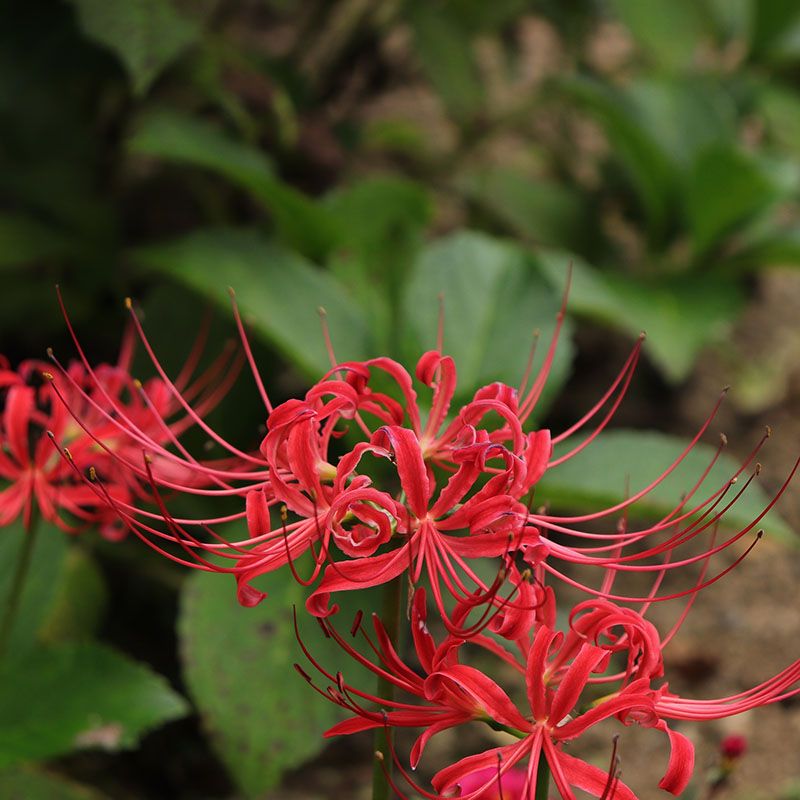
[538, 429, 794, 543]
[133, 228, 373, 377]
[0, 643, 188, 767]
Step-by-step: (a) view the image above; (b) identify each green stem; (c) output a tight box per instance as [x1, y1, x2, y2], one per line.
[371, 574, 404, 800]
[535, 755, 551, 800]
[0, 515, 40, 660]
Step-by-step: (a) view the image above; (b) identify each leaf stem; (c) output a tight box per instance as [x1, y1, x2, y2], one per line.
[371, 574, 403, 800]
[0, 515, 40, 660]
[535, 755, 551, 800]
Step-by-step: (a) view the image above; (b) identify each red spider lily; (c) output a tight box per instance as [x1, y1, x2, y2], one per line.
[296, 588, 689, 800]
[453, 765, 527, 799]
[299, 583, 800, 799]
[51, 284, 796, 628]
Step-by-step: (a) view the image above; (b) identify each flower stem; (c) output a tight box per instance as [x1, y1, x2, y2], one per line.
[535, 756, 551, 800]
[371, 574, 403, 800]
[0, 515, 40, 661]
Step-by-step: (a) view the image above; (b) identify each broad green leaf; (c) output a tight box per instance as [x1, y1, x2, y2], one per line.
[0, 767, 108, 799]
[0, 522, 67, 657]
[538, 429, 794, 542]
[133, 228, 373, 377]
[625, 79, 737, 168]
[759, 84, 800, 155]
[535, 251, 744, 382]
[179, 561, 376, 797]
[128, 110, 337, 260]
[0, 214, 72, 267]
[750, 0, 800, 62]
[562, 78, 675, 236]
[610, 0, 705, 70]
[325, 176, 432, 350]
[0, 643, 188, 767]
[67, 0, 199, 95]
[408, 3, 484, 122]
[456, 167, 585, 248]
[39, 548, 107, 644]
[405, 232, 574, 415]
[129, 109, 274, 192]
[684, 145, 784, 254]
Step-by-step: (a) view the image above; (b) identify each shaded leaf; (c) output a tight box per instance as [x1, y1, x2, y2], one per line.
[0, 214, 72, 268]
[179, 559, 375, 797]
[610, 0, 705, 70]
[405, 232, 573, 415]
[0, 522, 67, 657]
[457, 167, 585, 247]
[408, 3, 484, 122]
[538, 429, 794, 542]
[0, 766, 108, 799]
[133, 228, 373, 377]
[128, 110, 337, 260]
[325, 176, 432, 349]
[39, 548, 107, 644]
[67, 0, 199, 95]
[0, 643, 188, 767]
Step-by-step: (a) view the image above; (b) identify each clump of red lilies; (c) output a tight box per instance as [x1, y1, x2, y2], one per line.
[24, 286, 800, 799]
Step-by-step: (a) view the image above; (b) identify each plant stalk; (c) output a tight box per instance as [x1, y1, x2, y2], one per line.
[0, 514, 40, 660]
[535, 755, 551, 800]
[371, 574, 404, 800]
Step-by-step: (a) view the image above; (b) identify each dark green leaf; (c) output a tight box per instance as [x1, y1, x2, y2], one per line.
[0, 643, 188, 767]
[325, 176, 432, 350]
[456, 167, 584, 247]
[538, 429, 794, 543]
[128, 110, 337, 260]
[67, 0, 199, 95]
[405, 232, 574, 415]
[408, 4, 484, 122]
[0, 214, 72, 268]
[562, 78, 675, 235]
[133, 228, 373, 377]
[179, 561, 375, 797]
[750, 0, 800, 62]
[0, 766, 108, 799]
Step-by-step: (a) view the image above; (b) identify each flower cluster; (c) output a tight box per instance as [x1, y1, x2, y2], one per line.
[47, 293, 800, 799]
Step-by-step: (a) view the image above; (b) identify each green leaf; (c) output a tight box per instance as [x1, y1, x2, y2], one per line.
[67, 0, 199, 95]
[0, 522, 67, 657]
[179, 562, 374, 797]
[129, 109, 274, 192]
[538, 429, 794, 543]
[133, 228, 373, 377]
[405, 232, 574, 415]
[0, 214, 72, 267]
[408, 3, 484, 122]
[535, 251, 744, 382]
[39, 548, 107, 644]
[456, 167, 585, 247]
[562, 78, 675, 236]
[325, 176, 432, 350]
[0, 766, 108, 799]
[750, 0, 800, 62]
[684, 145, 784, 254]
[610, 0, 706, 70]
[0, 643, 188, 767]
[128, 110, 337, 260]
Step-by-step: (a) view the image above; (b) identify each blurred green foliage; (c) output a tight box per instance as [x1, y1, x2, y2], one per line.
[2, 0, 800, 796]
